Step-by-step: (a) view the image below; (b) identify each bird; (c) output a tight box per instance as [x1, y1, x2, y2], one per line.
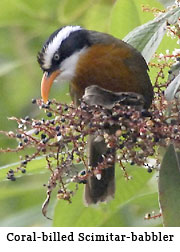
[37, 25, 153, 205]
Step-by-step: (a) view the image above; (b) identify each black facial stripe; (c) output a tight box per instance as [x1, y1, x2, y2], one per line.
[37, 27, 92, 72]
[58, 30, 92, 63]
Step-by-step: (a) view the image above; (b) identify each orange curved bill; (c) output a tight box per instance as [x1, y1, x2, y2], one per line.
[41, 70, 61, 103]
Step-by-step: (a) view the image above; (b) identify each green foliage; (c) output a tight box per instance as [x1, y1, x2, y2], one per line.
[0, 158, 56, 226]
[124, 7, 180, 62]
[157, 0, 175, 7]
[159, 145, 180, 227]
[53, 164, 160, 227]
[0, 172, 54, 226]
[109, 0, 163, 39]
[165, 72, 180, 100]
[0, 0, 180, 227]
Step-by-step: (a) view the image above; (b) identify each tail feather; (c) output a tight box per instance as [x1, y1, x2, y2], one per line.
[84, 135, 115, 205]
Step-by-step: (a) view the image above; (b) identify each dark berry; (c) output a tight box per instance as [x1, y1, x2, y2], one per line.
[42, 138, 49, 144]
[154, 136, 159, 142]
[41, 133, 46, 139]
[147, 167, 152, 173]
[25, 116, 30, 121]
[16, 134, 22, 139]
[79, 180, 87, 184]
[24, 137, 28, 143]
[34, 130, 40, 135]
[47, 112, 52, 117]
[141, 109, 152, 117]
[173, 128, 178, 134]
[42, 104, 50, 109]
[80, 170, 86, 176]
[119, 144, 124, 149]
[36, 122, 41, 126]
[88, 122, 93, 128]
[81, 104, 87, 110]
[21, 160, 27, 165]
[32, 98, 36, 104]
[50, 119, 55, 124]
[55, 126, 60, 131]
[122, 133, 128, 138]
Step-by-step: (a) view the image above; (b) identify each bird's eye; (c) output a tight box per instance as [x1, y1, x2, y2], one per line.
[53, 53, 60, 61]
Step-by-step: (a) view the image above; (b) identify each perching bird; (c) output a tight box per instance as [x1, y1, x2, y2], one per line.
[37, 25, 153, 205]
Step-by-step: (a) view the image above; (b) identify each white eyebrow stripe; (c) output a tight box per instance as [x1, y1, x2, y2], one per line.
[43, 26, 82, 69]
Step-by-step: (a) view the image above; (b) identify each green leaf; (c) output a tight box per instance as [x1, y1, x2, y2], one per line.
[101, 192, 161, 227]
[109, 0, 141, 39]
[53, 164, 155, 227]
[167, 61, 180, 81]
[157, 0, 176, 7]
[109, 0, 163, 39]
[165, 72, 180, 101]
[0, 172, 54, 226]
[123, 7, 180, 62]
[158, 144, 180, 227]
[0, 205, 50, 227]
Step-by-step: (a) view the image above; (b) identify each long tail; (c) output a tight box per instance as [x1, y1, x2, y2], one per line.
[84, 135, 115, 205]
[82, 85, 145, 205]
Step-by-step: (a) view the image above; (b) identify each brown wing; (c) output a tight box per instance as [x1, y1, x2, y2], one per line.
[88, 30, 153, 103]
[72, 30, 153, 108]
[88, 30, 148, 71]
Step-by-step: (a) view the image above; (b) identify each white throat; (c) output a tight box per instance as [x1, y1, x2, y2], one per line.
[57, 47, 88, 83]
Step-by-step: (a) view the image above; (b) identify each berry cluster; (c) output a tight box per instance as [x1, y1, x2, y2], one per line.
[1, 86, 180, 218]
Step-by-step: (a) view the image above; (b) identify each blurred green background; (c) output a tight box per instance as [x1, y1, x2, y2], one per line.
[0, 0, 173, 226]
